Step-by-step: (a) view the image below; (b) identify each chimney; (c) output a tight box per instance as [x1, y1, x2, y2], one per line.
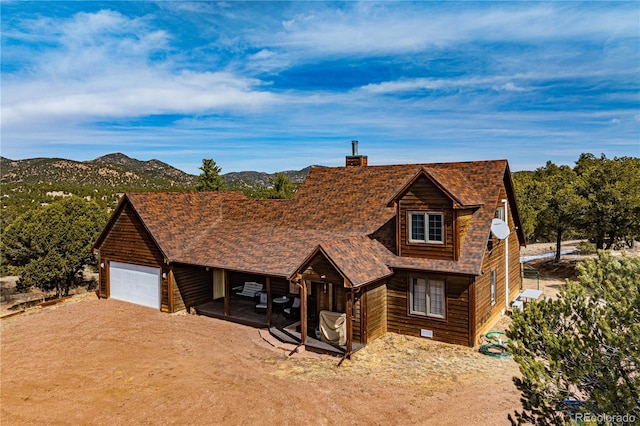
[345, 140, 368, 167]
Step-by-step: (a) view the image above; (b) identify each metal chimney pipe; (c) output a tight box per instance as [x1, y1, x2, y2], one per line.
[351, 140, 358, 156]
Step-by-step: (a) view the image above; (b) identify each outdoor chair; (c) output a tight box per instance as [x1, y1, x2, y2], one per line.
[255, 291, 268, 313]
[283, 297, 300, 320]
[234, 281, 263, 298]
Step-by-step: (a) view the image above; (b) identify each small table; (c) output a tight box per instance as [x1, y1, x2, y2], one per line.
[519, 289, 543, 302]
[272, 296, 290, 317]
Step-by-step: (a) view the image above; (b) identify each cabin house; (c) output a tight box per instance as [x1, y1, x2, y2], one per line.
[93, 147, 525, 356]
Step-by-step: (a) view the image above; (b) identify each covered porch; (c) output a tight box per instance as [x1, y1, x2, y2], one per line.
[191, 270, 301, 328]
[194, 295, 363, 356]
[194, 296, 296, 329]
[269, 322, 364, 356]
[174, 254, 368, 358]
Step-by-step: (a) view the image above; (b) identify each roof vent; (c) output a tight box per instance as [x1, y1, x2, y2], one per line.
[352, 140, 358, 156]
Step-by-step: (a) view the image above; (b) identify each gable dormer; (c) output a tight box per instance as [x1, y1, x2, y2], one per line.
[387, 168, 482, 261]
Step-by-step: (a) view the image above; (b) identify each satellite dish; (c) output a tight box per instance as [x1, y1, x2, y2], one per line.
[491, 218, 511, 240]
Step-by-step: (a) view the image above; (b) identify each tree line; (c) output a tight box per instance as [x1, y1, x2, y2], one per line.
[3, 153, 636, 296]
[195, 158, 298, 199]
[508, 251, 639, 424]
[513, 153, 640, 261]
[0, 158, 297, 296]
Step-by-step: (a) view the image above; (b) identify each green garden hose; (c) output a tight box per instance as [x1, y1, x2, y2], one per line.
[485, 330, 510, 345]
[479, 343, 512, 358]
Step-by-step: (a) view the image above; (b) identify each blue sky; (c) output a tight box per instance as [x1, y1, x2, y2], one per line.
[1, 1, 639, 174]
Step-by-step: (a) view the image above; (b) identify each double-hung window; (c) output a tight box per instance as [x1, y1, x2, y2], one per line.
[410, 277, 445, 319]
[409, 212, 444, 244]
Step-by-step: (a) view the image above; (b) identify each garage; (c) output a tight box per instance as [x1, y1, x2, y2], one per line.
[109, 262, 161, 309]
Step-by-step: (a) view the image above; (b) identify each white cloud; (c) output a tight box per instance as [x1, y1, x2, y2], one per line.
[359, 76, 533, 95]
[269, 3, 639, 57]
[493, 82, 530, 93]
[2, 10, 279, 128]
[3, 70, 278, 127]
[1, 2, 637, 171]
[282, 19, 295, 31]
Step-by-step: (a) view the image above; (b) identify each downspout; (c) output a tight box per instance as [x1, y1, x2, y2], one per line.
[503, 199, 509, 307]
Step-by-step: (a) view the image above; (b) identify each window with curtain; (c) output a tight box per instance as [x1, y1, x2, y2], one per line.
[410, 277, 445, 318]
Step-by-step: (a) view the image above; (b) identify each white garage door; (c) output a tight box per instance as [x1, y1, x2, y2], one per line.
[110, 262, 161, 309]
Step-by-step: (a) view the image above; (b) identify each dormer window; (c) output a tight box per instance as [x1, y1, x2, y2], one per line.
[409, 212, 444, 244]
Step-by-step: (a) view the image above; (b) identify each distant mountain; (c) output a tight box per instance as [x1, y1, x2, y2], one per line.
[0, 154, 195, 189]
[89, 153, 194, 185]
[224, 166, 314, 188]
[0, 153, 315, 190]
[0, 153, 316, 227]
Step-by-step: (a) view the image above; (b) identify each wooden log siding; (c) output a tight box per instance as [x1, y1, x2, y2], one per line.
[474, 184, 522, 341]
[160, 275, 170, 312]
[352, 291, 362, 343]
[370, 217, 397, 254]
[226, 273, 289, 298]
[98, 253, 108, 299]
[475, 248, 504, 339]
[306, 254, 344, 286]
[366, 281, 388, 341]
[271, 278, 290, 297]
[387, 271, 472, 346]
[97, 203, 167, 309]
[172, 264, 213, 311]
[456, 209, 475, 257]
[397, 175, 455, 260]
[498, 184, 523, 305]
[316, 283, 346, 314]
[228, 272, 265, 290]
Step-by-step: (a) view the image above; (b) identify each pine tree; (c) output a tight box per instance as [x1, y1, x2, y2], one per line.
[268, 172, 295, 199]
[195, 159, 226, 192]
[507, 252, 640, 425]
[2, 197, 107, 298]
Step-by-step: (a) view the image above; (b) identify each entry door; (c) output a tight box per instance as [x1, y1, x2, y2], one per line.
[109, 262, 161, 309]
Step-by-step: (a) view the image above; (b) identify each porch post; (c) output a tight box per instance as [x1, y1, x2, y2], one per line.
[167, 268, 175, 313]
[345, 288, 353, 358]
[223, 269, 230, 317]
[300, 279, 307, 345]
[266, 276, 272, 327]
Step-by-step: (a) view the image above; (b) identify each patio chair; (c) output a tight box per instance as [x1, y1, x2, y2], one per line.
[235, 281, 263, 298]
[283, 297, 300, 319]
[255, 291, 268, 313]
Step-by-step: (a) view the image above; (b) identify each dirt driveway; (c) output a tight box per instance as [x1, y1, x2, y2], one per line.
[1, 297, 520, 425]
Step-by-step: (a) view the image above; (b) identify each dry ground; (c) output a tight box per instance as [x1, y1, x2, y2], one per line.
[5, 241, 635, 425]
[520, 240, 640, 299]
[1, 296, 520, 425]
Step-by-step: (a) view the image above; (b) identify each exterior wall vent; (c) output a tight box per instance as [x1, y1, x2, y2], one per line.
[420, 329, 434, 338]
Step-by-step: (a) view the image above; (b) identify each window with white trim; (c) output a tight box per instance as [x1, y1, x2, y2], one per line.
[410, 277, 445, 318]
[490, 269, 497, 306]
[409, 212, 444, 244]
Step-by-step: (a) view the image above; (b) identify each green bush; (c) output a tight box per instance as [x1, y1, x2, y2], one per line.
[576, 241, 596, 254]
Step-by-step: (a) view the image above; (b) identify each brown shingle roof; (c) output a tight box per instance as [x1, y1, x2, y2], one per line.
[125, 191, 247, 258]
[175, 223, 345, 277]
[96, 159, 522, 283]
[315, 236, 394, 287]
